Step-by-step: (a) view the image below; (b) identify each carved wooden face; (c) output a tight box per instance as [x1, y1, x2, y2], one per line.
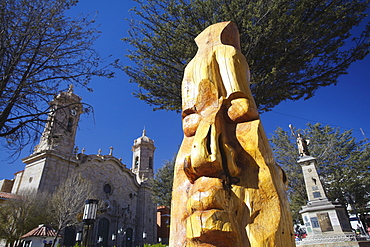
[179, 77, 258, 246]
[173, 83, 285, 246]
[171, 22, 292, 247]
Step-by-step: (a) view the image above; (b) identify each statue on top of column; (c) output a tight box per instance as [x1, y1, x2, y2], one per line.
[289, 124, 310, 157]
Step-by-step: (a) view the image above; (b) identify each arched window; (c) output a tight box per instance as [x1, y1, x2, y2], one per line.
[134, 156, 139, 169]
[149, 157, 153, 169]
[103, 183, 112, 194]
[97, 218, 109, 247]
[125, 228, 133, 247]
[67, 117, 73, 132]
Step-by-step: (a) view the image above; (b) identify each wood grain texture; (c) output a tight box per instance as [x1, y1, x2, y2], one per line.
[170, 21, 295, 247]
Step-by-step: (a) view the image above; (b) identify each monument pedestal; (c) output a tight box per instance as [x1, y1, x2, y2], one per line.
[300, 199, 352, 236]
[298, 155, 353, 242]
[297, 241, 370, 247]
[289, 130, 370, 246]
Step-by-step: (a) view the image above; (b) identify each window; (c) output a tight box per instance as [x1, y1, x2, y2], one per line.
[103, 183, 112, 194]
[149, 157, 153, 169]
[97, 218, 109, 247]
[67, 118, 73, 132]
[134, 157, 139, 169]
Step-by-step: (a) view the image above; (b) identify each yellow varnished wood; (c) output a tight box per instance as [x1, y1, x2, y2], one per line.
[170, 21, 295, 247]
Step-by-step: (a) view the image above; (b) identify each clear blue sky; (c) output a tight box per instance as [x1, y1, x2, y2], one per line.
[1, 0, 369, 180]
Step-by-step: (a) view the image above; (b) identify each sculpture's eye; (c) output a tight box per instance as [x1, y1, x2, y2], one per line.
[182, 106, 197, 119]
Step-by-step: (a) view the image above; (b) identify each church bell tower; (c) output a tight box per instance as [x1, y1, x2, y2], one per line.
[34, 85, 83, 156]
[15, 86, 83, 194]
[131, 129, 155, 183]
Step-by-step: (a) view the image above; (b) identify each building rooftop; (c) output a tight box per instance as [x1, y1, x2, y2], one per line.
[0, 191, 15, 200]
[21, 224, 59, 239]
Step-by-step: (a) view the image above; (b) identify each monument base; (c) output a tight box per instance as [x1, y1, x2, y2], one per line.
[297, 240, 370, 247]
[300, 199, 352, 236]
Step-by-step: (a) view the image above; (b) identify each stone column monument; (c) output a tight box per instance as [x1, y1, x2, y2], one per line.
[169, 21, 295, 247]
[289, 125, 353, 242]
[298, 156, 352, 236]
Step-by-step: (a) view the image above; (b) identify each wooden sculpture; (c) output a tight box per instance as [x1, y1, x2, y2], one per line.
[169, 22, 295, 247]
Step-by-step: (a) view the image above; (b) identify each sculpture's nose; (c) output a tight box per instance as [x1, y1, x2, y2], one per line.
[183, 120, 241, 184]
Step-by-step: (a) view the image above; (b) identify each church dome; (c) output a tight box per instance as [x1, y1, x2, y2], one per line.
[133, 129, 154, 146]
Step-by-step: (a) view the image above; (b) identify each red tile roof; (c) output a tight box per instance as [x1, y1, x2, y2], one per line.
[0, 192, 15, 199]
[21, 225, 59, 239]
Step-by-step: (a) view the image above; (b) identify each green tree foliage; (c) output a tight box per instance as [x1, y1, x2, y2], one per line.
[270, 123, 370, 221]
[0, 0, 114, 155]
[0, 191, 53, 247]
[150, 157, 175, 207]
[0, 176, 97, 247]
[123, 0, 369, 112]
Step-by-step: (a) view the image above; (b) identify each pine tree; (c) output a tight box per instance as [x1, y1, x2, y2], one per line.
[123, 0, 370, 112]
[150, 158, 175, 207]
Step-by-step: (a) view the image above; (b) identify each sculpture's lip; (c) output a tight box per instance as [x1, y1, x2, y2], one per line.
[185, 209, 227, 228]
[187, 208, 224, 217]
[185, 209, 236, 241]
[186, 178, 227, 213]
[189, 207, 224, 214]
[187, 195, 225, 212]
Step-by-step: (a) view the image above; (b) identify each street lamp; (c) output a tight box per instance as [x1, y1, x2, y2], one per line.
[83, 199, 99, 224]
[83, 199, 99, 247]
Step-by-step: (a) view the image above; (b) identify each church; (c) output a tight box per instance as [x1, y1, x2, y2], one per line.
[0, 87, 157, 247]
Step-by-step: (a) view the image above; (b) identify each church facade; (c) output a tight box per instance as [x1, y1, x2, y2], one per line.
[0, 87, 157, 247]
